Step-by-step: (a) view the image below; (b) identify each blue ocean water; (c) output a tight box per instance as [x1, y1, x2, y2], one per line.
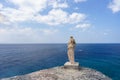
[0, 44, 120, 80]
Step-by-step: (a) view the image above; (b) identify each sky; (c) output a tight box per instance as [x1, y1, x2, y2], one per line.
[0, 0, 120, 43]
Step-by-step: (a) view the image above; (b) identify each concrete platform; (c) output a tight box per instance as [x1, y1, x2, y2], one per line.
[64, 62, 80, 70]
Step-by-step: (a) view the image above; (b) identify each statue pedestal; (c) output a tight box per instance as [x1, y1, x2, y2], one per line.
[64, 62, 80, 70]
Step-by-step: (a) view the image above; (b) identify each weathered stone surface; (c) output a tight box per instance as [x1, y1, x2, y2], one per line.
[0, 66, 111, 80]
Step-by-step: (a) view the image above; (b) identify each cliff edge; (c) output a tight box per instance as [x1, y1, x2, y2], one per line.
[1, 66, 111, 80]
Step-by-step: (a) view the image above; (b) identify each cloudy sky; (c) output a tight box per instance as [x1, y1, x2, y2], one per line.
[0, 0, 120, 43]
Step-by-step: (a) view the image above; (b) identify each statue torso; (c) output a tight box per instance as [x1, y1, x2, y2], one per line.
[68, 38, 76, 49]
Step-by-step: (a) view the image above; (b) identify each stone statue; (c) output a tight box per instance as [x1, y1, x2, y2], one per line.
[64, 36, 79, 69]
[67, 36, 76, 64]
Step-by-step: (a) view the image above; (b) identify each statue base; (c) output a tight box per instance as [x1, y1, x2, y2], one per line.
[64, 62, 80, 70]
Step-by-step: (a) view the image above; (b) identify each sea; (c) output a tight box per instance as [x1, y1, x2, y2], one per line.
[0, 44, 120, 80]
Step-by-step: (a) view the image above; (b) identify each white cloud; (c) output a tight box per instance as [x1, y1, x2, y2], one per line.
[75, 23, 91, 29]
[0, 3, 3, 9]
[35, 9, 86, 25]
[74, 0, 87, 3]
[7, 0, 47, 13]
[0, 0, 48, 23]
[1, 8, 34, 22]
[0, 13, 9, 24]
[69, 12, 86, 24]
[0, 0, 87, 26]
[0, 4, 4, 23]
[0, 0, 92, 43]
[69, 23, 91, 32]
[35, 9, 68, 25]
[0, 27, 58, 43]
[0, 14, 4, 23]
[108, 0, 120, 13]
[48, 0, 68, 8]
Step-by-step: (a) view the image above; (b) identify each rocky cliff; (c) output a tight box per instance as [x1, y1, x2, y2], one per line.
[1, 66, 111, 80]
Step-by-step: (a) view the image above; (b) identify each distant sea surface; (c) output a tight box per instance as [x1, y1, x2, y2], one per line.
[0, 44, 120, 80]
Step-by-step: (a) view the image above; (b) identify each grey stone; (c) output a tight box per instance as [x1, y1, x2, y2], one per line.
[0, 66, 112, 80]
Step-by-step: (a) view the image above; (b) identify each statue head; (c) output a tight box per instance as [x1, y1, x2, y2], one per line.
[70, 36, 73, 39]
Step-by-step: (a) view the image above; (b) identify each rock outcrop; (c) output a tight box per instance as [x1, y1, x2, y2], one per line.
[1, 66, 111, 80]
